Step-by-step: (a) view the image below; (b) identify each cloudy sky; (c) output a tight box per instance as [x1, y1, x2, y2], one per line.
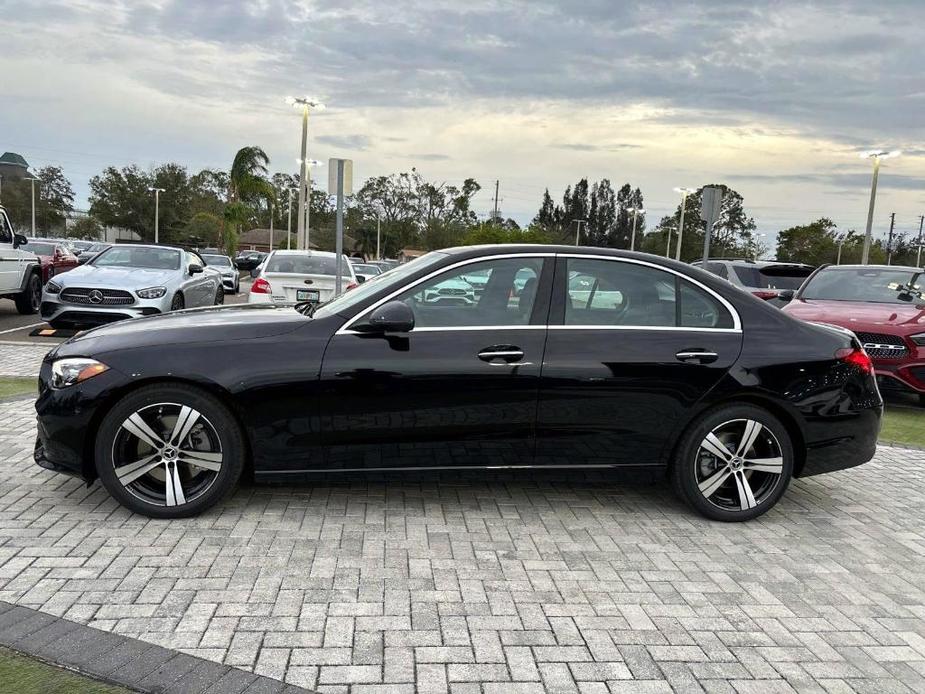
[2, 0, 924, 242]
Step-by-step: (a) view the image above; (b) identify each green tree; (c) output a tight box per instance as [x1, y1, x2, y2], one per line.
[1, 166, 75, 234]
[224, 146, 274, 251]
[66, 215, 104, 240]
[776, 218, 840, 265]
[185, 212, 224, 248]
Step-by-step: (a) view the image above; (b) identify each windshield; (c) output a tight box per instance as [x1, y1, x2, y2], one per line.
[265, 253, 352, 276]
[733, 265, 812, 290]
[21, 242, 56, 256]
[314, 253, 448, 318]
[203, 254, 232, 267]
[92, 246, 181, 270]
[352, 264, 381, 275]
[801, 267, 923, 304]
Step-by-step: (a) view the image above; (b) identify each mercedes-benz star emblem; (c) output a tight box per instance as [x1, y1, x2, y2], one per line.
[88, 289, 104, 304]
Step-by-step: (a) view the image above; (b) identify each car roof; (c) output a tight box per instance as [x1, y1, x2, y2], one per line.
[269, 249, 341, 258]
[820, 264, 922, 271]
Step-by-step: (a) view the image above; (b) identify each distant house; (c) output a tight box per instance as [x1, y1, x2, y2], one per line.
[0, 152, 30, 181]
[239, 228, 301, 252]
[399, 248, 427, 263]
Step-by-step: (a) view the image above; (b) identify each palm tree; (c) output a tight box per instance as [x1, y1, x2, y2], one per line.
[223, 146, 275, 251]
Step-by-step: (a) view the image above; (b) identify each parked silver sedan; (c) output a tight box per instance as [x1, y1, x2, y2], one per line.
[202, 253, 240, 294]
[41, 244, 224, 329]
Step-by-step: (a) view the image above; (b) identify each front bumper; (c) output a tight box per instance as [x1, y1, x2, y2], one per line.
[41, 292, 170, 326]
[220, 274, 238, 291]
[874, 362, 925, 395]
[33, 359, 126, 482]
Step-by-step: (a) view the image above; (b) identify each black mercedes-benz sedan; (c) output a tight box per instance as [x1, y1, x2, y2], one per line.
[34, 245, 882, 521]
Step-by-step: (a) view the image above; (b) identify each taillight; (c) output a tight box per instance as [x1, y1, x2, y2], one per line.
[835, 347, 873, 374]
[251, 277, 272, 294]
[752, 290, 779, 300]
[346, 282, 358, 291]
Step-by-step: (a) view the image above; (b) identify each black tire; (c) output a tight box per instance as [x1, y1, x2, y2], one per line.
[14, 272, 41, 315]
[214, 285, 224, 305]
[670, 404, 794, 522]
[170, 292, 185, 311]
[94, 383, 245, 518]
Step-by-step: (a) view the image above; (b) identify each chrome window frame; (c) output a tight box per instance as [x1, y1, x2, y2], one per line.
[336, 252, 742, 335]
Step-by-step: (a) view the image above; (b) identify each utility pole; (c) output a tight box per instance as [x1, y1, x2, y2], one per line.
[673, 187, 694, 261]
[886, 212, 896, 265]
[573, 219, 586, 246]
[269, 202, 274, 252]
[917, 215, 924, 267]
[148, 187, 165, 243]
[628, 207, 643, 251]
[26, 177, 38, 235]
[492, 180, 501, 223]
[836, 235, 846, 265]
[376, 216, 381, 260]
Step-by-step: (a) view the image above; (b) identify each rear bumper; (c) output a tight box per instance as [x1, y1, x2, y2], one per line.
[798, 406, 881, 477]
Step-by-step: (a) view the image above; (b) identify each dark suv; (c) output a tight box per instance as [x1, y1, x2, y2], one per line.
[693, 258, 815, 307]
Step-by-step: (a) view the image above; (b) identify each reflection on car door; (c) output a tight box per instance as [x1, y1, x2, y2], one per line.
[536, 255, 743, 467]
[318, 255, 553, 469]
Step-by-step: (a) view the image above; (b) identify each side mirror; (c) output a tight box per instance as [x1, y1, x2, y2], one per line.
[250, 268, 260, 279]
[777, 289, 794, 302]
[356, 275, 366, 284]
[189, 264, 204, 275]
[77, 256, 89, 265]
[12, 233, 27, 249]
[361, 300, 414, 333]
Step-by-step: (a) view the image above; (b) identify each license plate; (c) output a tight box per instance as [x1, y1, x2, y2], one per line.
[296, 289, 320, 302]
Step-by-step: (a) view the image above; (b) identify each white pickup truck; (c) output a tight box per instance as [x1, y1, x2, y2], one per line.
[0, 204, 42, 314]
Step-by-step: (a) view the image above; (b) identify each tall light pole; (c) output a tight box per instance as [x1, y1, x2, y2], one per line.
[627, 207, 644, 251]
[376, 214, 382, 260]
[672, 187, 695, 261]
[268, 201, 275, 252]
[573, 218, 587, 246]
[836, 234, 846, 265]
[25, 177, 38, 235]
[300, 159, 322, 250]
[286, 97, 325, 251]
[860, 150, 900, 265]
[148, 187, 165, 243]
[286, 187, 297, 250]
[917, 215, 924, 268]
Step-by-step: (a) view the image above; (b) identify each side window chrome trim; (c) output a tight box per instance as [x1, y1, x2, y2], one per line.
[558, 253, 742, 332]
[336, 253, 555, 335]
[548, 325, 741, 333]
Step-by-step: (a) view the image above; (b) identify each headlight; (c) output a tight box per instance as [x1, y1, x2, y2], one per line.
[51, 358, 109, 389]
[910, 332, 925, 346]
[136, 286, 167, 299]
[46, 280, 62, 294]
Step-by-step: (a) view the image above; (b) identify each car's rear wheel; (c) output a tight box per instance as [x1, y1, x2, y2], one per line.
[15, 272, 41, 315]
[170, 292, 184, 311]
[94, 384, 245, 518]
[671, 404, 793, 522]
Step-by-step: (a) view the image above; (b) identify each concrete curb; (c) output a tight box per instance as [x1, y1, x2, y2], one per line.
[0, 601, 315, 694]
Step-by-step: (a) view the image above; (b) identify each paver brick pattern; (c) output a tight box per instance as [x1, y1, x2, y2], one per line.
[0, 397, 924, 693]
[0, 343, 49, 377]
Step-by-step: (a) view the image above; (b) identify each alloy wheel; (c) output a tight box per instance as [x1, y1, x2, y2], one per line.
[111, 403, 223, 507]
[30, 276, 41, 310]
[694, 418, 784, 512]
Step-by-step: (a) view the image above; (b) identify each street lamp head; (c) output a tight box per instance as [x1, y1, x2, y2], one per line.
[860, 150, 901, 159]
[674, 187, 696, 195]
[287, 96, 325, 110]
[627, 207, 645, 214]
[296, 158, 322, 167]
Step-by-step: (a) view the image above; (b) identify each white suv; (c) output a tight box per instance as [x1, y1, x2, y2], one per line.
[0, 205, 42, 314]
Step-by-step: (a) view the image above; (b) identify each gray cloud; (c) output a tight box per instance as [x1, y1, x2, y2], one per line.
[410, 153, 451, 161]
[728, 172, 925, 191]
[315, 134, 371, 150]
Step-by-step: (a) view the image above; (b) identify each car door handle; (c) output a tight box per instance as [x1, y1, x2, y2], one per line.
[478, 346, 525, 363]
[676, 349, 718, 364]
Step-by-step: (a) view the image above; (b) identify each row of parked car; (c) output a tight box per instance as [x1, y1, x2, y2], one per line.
[696, 256, 925, 402]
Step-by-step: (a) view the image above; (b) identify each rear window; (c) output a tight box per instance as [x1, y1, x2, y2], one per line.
[733, 265, 812, 290]
[265, 254, 351, 276]
[203, 254, 232, 267]
[21, 242, 56, 256]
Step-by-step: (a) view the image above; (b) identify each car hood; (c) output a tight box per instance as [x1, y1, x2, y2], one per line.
[57, 265, 177, 288]
[783, 299, 925, 335]
[53, 304, 312, 357]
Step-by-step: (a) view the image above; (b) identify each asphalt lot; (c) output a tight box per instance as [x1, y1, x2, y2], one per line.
[0, 278, 252, 344]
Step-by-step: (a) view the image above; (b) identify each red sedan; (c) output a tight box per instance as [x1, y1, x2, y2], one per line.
[21, 240, 79, 283]
[782, 264, 925, 400]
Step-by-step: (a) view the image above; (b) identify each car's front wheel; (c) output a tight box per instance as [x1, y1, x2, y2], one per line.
[94, 384, 245, 518]
[170, 292, 184, 311]
[15, 273, 41, 315]
[214, 285, 224, 305]
[671, 404, 793, 522]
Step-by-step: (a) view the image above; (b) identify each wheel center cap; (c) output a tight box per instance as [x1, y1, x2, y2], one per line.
[730, 457, 744, 471]
[162, 447, 178, 461]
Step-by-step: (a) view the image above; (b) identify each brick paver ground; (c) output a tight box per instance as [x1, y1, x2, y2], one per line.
[0, 397, 924, 693]
[0, 342, 50, 377]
